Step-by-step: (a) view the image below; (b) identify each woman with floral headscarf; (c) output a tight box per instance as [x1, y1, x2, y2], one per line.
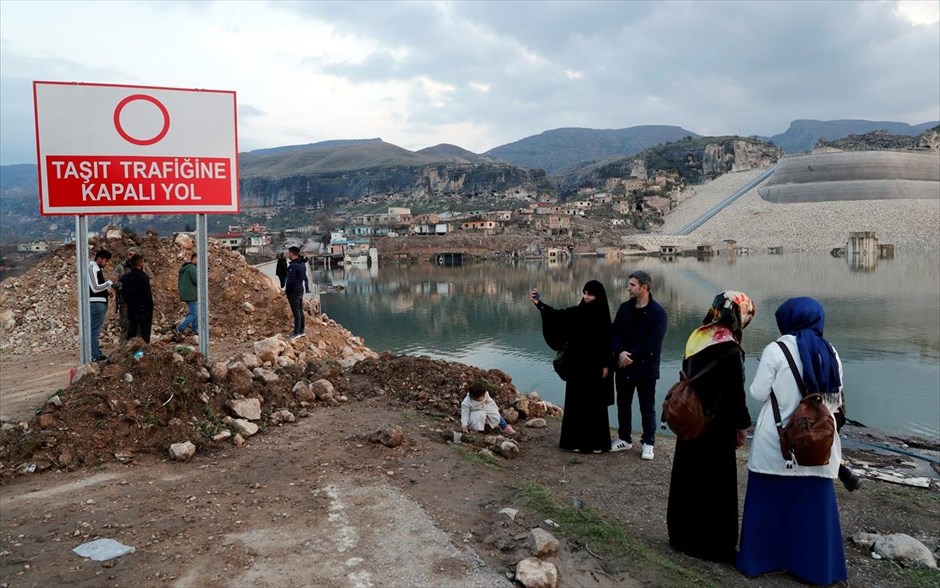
[531, 280, 614, 453]
[736, 297, 846, 585]
[667, 291, 755, 563]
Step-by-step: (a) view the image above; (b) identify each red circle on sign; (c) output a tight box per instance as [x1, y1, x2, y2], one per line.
[113, 94, 170, 145]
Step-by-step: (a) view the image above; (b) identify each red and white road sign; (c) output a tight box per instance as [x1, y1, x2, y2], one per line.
[33, 81, 240, 215]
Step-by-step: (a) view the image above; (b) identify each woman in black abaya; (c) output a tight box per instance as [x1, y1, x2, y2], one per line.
[666, 291, 755, 562]
[531, 280, 613, 453]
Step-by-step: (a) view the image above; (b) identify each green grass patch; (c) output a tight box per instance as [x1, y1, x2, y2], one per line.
[455, 445, 501, 468]
[898, 565, 940, 588]
[513, 480, 713, 587]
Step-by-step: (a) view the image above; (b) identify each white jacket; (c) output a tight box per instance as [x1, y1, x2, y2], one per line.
[461, 392, 502, 432]
[747, 334, 843, 478]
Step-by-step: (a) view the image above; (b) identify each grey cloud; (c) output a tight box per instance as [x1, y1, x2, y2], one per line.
[283, 0, 938, 145]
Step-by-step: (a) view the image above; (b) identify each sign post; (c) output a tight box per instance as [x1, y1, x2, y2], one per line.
[196, 214, 210, 361]
[34, 81, 239, 363]
[75, 215, 91, 364]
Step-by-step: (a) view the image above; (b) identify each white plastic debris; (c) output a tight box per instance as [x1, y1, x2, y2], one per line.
[72, 538, 135, 561]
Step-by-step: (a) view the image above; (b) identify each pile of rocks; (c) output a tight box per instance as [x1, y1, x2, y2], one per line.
[0, 332, 375, 477]
[515, 528, 561, 588]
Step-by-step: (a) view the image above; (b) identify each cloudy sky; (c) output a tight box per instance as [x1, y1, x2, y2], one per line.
[1, 0, 938, 165]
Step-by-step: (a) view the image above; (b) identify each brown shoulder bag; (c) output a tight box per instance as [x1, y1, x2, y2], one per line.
[770, 341, 835, 468]
[661, 346, 741, 440]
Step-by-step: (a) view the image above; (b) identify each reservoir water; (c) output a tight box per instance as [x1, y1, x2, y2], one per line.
[312, 253, 940, 440]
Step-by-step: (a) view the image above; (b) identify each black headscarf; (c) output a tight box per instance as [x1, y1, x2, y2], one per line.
[580, 279, 611, 324]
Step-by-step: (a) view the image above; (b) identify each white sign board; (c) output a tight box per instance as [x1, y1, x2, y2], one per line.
[34, 81, 239, 215]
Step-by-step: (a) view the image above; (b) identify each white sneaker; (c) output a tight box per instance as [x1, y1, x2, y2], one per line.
[610, 438, 632, 452]
[641, 443, 654, 460]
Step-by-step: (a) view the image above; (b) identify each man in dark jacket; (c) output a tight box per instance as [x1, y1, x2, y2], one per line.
[112, 247, 153, 343]
[284, 246, 309, 339]
[120, 254, 154, 343]
[175, 252, 198, 341]
[611, 270, 668, 460]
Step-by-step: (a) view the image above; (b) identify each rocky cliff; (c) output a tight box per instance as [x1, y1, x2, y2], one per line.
[814, 127, 940, 154]
[239, 163, 549, 209]
[558, 136, 782, 195]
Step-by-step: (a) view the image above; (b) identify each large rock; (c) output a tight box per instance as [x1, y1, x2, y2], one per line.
[515, 557, 557, 588]
[292, 381, 317, 403]
[169, 441, 196, 462]
[226, 366, 254, 395]
[210, 362, 228, 382]
[527, 528, 559, 557]
[228, 398, 262, 421]
[229, 418, 259, 437]
[501, 408, 519, 424]
[241, 353, 261, 370]
[370, 426, 405, 448]
[873, 533, 937, 569]
[174, 232, 194, 250]
[528, 402, 548, 419]
[310, 379, 335, 401]
[498, 440, 520, 458]
[0, 309, 15, 331]
[514, 398, 530, 418]
[253, 336, 284, 364]
[252, 367, 279, 383]
[525, 418, 547, 428]
[106, 228, 124, 240]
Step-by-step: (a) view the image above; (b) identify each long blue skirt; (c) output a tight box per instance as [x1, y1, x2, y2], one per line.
[737, 471, 847, 585]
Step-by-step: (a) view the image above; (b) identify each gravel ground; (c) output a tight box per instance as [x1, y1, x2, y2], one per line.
[630, 169, 940, 253]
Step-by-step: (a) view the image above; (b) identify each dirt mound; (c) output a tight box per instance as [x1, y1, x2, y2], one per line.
[0, 347, 554, 481]
[341, 353, 519, 417]
[0, 231, 300, 354]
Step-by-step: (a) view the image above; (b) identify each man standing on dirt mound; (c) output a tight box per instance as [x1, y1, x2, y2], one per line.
[112, 247, 153, 344]
[611, 270, 668, 460]
[87, 249, 113, 362]
[284, 246, 309, 340]
[120, 254, 154, 343]
[174, 252, 198, 342]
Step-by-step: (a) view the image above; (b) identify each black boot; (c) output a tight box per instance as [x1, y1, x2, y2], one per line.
[838, 464, 862, 492]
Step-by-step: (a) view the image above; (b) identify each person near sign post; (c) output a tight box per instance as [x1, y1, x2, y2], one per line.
[112, 247, 153, 343]
[87, 250, 113, 362]
[174, 252, 199, 342]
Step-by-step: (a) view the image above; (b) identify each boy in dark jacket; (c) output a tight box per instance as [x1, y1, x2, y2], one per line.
[120, 254, 154, 343]
[284, 246, 309, 339]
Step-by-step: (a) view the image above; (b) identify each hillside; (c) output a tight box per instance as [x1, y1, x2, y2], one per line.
[416, 143, 496, 164]
[484, 125, 700, 175]
[557, 136, 781, 195]
[764, 119, 938, 154]
[239, 140, 435, 177]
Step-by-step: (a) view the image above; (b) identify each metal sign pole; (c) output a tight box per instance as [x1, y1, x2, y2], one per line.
[196, 214, 210, 362]
[75, 215, 92, 364]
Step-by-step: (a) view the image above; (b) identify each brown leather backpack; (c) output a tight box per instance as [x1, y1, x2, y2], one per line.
[770, 341, 835, 468]
[661, 347, 740, 440]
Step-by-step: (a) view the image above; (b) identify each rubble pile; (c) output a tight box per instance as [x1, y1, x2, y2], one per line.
[0, 333, 377, 478]
[0, 231, 361, 355]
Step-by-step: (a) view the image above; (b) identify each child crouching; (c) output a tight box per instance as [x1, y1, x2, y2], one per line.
[461, 380, 516, 435]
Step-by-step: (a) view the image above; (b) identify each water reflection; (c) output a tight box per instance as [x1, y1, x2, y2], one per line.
[317, 253, 940, 439]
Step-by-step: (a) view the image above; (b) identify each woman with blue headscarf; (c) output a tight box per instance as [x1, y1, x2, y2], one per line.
[737, 297, 847, 585]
